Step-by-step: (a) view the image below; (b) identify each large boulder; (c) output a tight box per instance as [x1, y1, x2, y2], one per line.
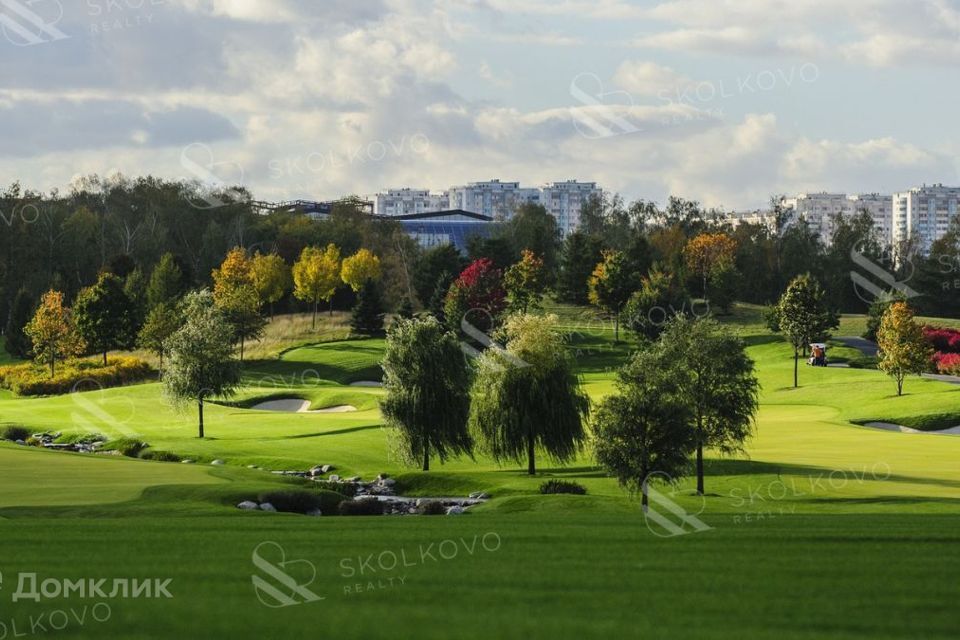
[211, 459, 225, 466]
[446, 506, 465, 516]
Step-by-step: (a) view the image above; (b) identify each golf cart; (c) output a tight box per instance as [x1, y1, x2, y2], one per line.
[808, 343, 827, 367]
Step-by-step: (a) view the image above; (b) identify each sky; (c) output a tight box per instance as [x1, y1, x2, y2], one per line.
[1, 0, 959, 210]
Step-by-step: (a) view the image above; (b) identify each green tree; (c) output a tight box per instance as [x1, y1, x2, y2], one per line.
[624, 264, 690, 341]
[771, 273, 840, 388]
[659, 316, 760, 495]
[506, 203, 559, 278]
[876, 302, 932, 396]
[123, 268, 148, 334]
[504, 249, 546, 314]
[137, 302, 180, 372]
[163, 290, 240, 438]
[24, 290, 85, 378]
[381, 316, 473, 471]
[412, 244, 462, 307]
[557, 231, 603, 305]
[147, 253, 185, 310]
[351, 280, 386, 336]
[396, 295, 415, 320]
[4, 288, 34, 359]
[469, 314, 589, 475]
[74, 273, 136, 365]
[588, 250, 637, 343]
[593, 346, 696, 509]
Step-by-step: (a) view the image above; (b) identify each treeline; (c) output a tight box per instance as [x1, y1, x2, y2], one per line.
[3, 175, 959, 357]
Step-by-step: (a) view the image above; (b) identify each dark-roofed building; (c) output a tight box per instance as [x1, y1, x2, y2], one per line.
[392, 209, 498, 254]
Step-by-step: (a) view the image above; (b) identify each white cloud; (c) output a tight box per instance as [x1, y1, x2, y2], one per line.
[613, 61, 691, 97]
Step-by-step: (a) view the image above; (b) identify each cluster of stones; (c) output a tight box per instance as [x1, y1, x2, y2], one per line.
[16, 432, 104, 453]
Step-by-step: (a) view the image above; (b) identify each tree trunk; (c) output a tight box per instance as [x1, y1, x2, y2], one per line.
[198, 397, 205, 439]
[793, 348, 799, 388]
[50, 356, 55, 379]
[240, 336, 245, 362]
[696, 415, 705, 495]
[422, 442, 430, 472]
[527, 436, 536, 475]
[897, 376, 904, 396]
[329, 298, 334, 317]
[614, 312, 620, 344]
[103, 351, 108, 366]
[312, 300, 317, 329]
[641, 486, 649, 511]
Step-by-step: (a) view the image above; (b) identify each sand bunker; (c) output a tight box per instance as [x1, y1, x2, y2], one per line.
[863, 422, 960, 436]
[251, 399, 357, 413]
[350, 381, 382, 387]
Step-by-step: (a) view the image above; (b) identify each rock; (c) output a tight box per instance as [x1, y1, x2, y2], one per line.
[309, 466, 324, 477]
[211, 459, 225, 466]
[446, 506, 465, 515]
[377, 473, 390, 480]
[346, 476, 361, 483]
[329, 474, 340, 482]
[469, 492, 491, 500]
[15, 439, 25, 445]
[306, 509, 322, 517]
[181, 459, 194, 464]
[259, 503, 277, 512]
[237, 501, 259, 510]
[321, 464, 333, 473]
[247, 464, 258, 469]
[380, 478, 396, 487]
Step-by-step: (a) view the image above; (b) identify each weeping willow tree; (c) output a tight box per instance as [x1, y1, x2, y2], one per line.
[380, 316, 473, 471]
[469, 314, 590, 475]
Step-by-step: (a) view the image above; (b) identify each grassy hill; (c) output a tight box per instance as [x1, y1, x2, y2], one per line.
[0, 305, 958, 638]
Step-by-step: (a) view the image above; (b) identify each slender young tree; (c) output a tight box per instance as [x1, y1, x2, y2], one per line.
[381, 316, 473, 471]
[588, 250, 637, 343]
[163, 290, 240, 438]
[593, 347, 695, 509]
[24, 290, 85, 378]
[504, 249, 546, 314]
[292, 244, 341, 327]
[659, 316, 760, 495]
[469, 314, 589, 475]
[876, 302, 932, 396]
[250, 252, 291, 318]
[137, 302, 180, 372]
[772, 273, 839, 388]
[147, 252, 185, 310]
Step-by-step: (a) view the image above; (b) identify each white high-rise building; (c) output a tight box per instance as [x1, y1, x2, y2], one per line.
[374, 188, 449, 216]
[541, 180, 602, 236]
[447, 180, 541, 220]
[892, 184, 960, 252]
[780, 192, 892, 246]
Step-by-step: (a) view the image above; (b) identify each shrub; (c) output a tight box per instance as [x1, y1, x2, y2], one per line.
[417, 500, 446, 516]
[923, 326, 960, 354]
[140, 450, 181, 463]
[103, 438, 148, 458]
[935, 352, 960, 376]
[0, 425, 30, 442]
[258, 490, 323, 514]
[539, 479, 587, 495]
[338, 498, 384, 516]
[0, 357, 153, 396]
[25, 436, 42, 447]
[313, 481, 358, 497]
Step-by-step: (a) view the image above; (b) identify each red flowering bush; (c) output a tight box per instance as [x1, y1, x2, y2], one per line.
[935, 352, 960, 375]
[923, 326, 960, 354]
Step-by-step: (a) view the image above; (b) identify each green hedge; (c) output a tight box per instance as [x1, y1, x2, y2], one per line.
[0, 357, 153, 396]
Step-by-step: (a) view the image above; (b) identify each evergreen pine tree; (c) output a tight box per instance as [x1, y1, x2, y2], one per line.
[351, 280, 385, 335]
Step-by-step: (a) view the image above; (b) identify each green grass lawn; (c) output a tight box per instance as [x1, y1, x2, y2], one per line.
[1, 306, 959, 639]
